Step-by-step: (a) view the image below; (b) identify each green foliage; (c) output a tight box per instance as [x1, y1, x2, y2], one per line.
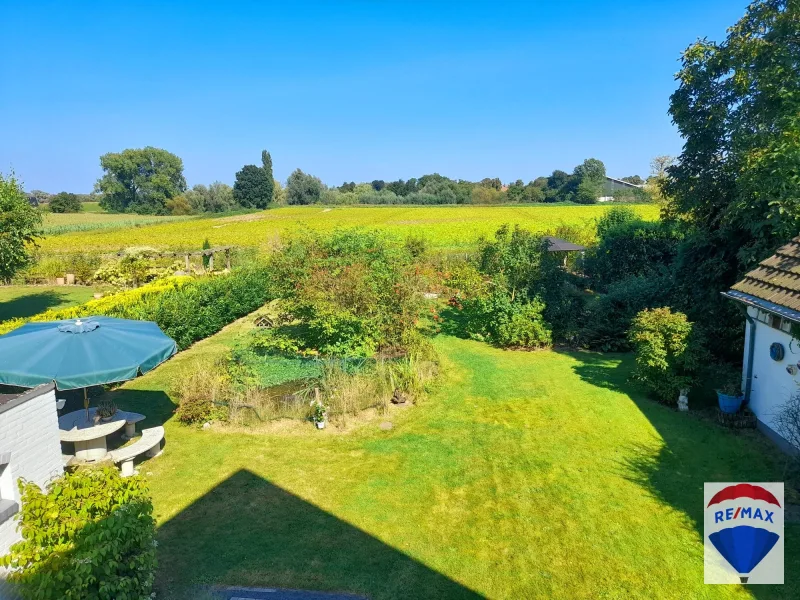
[266, 229, 430, 357]
[19, 251, 103, 284]
[48, 192, 82, 213]
[202, 238, 211, 268]
[185, 182, 236, 213]
[233, 152, 274, 209]
[0, 172, 43, 282]
[579, 274, 672, 351]
[286, 169, 324, 205]
[96, 147, 186, 214]
[665, 0, 800, 358]
[584, 220, 682, 290]
[2, 266, 275, 349]
[573, 158, 606, 182]
[575, 178, 602, 204]
[165, 195, 193, 215]
[1, 467, 156, 600]
[93, 248, 178, 289]
[130, 265, 275, 349]
[230, 340, 323, 388]
[596, 206, 638, 238]
[628, 307, 706, 403]
[477, 224, 550, 301]
[458, 290, 552, 348]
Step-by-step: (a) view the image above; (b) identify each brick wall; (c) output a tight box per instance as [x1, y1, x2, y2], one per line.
[0, 384, 63, 597]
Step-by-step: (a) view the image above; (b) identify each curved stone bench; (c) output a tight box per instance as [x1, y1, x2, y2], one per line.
[118, 411, 146, 439]
[108, 426, 164, 477]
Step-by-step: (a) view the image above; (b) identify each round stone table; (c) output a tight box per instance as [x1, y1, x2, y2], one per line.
[58, 409, 127, 461]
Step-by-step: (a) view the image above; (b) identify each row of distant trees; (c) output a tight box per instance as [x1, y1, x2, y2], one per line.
[30, 149, 659, 215]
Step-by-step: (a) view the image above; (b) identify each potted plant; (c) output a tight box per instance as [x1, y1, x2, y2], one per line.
[716, 380, 744, 414]
[311, 401, 328, 429]
[310, 388, 328, 429]
[95, 399, 118, 423]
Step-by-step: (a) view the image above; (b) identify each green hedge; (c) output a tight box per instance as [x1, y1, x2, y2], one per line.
[0, 265, 275, 349]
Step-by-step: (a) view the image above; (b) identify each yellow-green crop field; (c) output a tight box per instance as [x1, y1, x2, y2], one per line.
[41, 210, 193, 236]
[40, 204, 660, 253]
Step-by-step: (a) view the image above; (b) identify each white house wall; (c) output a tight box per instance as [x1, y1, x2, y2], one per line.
[744, 306, 800, 446]
[0, 384, 63, 596]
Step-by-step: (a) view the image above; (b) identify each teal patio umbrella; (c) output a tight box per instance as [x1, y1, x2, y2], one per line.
[0, 316, 177, 416]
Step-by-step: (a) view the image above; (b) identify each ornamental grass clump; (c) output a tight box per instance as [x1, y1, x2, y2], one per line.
[1, 467, 156, 600]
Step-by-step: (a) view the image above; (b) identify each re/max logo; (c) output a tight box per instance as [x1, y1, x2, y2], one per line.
[714, 506, 775, 524]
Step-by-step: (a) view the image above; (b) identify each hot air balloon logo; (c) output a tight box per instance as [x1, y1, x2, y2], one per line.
[704, 482, 784, 584]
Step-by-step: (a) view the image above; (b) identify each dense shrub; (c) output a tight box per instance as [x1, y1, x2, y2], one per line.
[596, 205, 638, 238]
[48, 192, 82, 213]
[1, 467, 156, 600]
[628, 307, 706, 404]
[579, 274, 673, 351]
[93, 248, 181, 288]
[267, 229, 431, 357]
[584, 220, 681, 290]
[458, 290, 552, 348]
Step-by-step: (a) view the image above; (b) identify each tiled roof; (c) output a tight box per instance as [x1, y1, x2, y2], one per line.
[731, 236, 800, 311]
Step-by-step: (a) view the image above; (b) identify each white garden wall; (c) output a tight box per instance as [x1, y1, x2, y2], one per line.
[0, 384, 63, 597]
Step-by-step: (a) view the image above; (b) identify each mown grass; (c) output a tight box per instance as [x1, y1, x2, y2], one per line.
[0, 285, 99, 321]
[80, 202, 104, 213]
[102, 319, 797, 600]
[39, 204, 660, 252]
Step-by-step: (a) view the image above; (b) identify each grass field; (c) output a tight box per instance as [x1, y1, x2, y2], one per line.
[41, 210, 192, 236]
[80, 202, 104, 213]
[39, 204, 660, 252]
[96, 316, 797, 599]
[0, 285, 98, 321]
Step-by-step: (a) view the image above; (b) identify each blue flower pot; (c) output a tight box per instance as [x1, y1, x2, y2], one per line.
[717, 391, 744, 414]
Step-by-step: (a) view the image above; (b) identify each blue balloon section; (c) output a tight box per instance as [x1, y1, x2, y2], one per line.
[709, 526, 779, 575]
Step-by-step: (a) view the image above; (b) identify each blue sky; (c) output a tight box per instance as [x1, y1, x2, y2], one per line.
[2, 1, 745, 193]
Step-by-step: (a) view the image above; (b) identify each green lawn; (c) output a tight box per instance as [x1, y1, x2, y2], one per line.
[0, 285, 98, 321]
[106, 321, 798, 599]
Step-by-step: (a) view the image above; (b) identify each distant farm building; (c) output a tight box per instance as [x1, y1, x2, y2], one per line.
[598, 176, 645, 202]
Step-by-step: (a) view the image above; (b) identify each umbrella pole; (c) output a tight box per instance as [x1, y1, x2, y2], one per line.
[84, 388, 89, 421]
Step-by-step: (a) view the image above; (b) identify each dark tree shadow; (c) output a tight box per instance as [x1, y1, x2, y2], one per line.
[0, 291, 78, 321]
[156, 469, 484, 600]
[565, 350, 800, 599]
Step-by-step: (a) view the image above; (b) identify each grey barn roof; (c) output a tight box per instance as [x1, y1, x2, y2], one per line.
[544, 236, 585, 252]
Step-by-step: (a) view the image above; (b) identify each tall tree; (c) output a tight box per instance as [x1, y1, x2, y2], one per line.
[233, 165, 272, 209]
[0, 172, 42, 282]
[573, 158, 606, 182]
[666, 0, 800, 356]
[48, 192, 82, 213]
[233, 150, 274, 209]
[286, 169, 323, 205]
[96, 147, 186, 214]
[261, 150, 275, 203]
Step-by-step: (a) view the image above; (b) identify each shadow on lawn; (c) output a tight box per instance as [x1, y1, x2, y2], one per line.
[57, 388, 177, 429]
[0, 290, 76, 321]
[568, 351, 799, 599]
[155, 469, 483, 600]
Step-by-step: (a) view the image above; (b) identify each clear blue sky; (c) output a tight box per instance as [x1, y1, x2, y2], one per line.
[2, 0, 745, 193]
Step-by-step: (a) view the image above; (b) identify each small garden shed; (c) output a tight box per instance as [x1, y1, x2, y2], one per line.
[724, 236, 800, 452]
